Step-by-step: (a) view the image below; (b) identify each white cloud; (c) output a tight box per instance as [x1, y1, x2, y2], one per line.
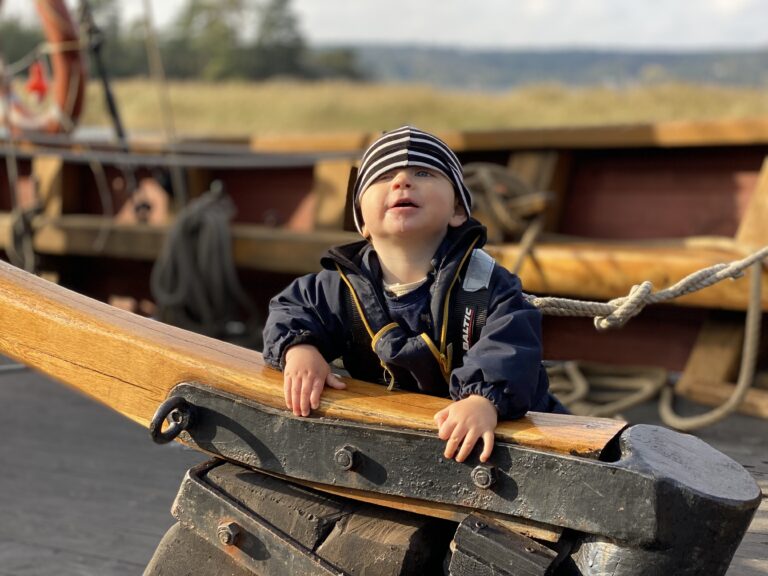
[519, 0, 556, 17]
[3, 0, 767, 50]
[707, 0, 751, 16]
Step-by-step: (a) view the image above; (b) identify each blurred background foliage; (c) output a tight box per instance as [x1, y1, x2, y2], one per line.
[1, 0, 364, 81]
[3, 0, 768, 134]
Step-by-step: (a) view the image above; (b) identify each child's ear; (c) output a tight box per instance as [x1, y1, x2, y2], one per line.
[449, 202, 468, 227]
[361, 223, 372, 239]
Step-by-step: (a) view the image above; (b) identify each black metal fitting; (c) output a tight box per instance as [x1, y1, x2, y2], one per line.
[334, 446, 358, 471]
[149, 396, 195, 444]
[216, 521, 240, 546]
[471, 465, 497, 489]
[157, 382, 762, 576]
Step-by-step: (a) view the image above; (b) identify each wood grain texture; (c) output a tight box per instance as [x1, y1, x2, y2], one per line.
[261, 470, 562, 542]
[0, 259, 623, 458]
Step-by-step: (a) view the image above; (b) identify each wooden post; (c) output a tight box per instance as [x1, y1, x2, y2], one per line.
[33, 154, 80, 217]
[675, 157, 768, 418]
[311, 158, 355, 230]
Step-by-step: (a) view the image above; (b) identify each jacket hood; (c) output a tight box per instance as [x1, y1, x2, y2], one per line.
[321, 218, 487, 274]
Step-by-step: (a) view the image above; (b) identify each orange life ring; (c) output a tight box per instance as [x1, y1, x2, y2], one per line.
[0, 0, 87, 135]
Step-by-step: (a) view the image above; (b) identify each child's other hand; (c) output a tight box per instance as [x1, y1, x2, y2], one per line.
[283, 344, 346, 416]
[434, 395, 498, 463]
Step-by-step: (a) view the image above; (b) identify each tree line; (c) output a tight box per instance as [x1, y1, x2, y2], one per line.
[0, 0, 364, 81]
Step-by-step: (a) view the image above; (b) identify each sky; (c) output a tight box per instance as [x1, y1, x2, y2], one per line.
[4, 0, 768, 51]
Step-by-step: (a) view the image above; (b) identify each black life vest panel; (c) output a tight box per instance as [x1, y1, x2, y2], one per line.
[340, 249, 494, 391]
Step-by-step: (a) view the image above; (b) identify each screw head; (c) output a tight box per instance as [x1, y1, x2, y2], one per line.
[217, 521, 240, 546]
[334, 445, 358, 471]
[471, 465, 497, 489]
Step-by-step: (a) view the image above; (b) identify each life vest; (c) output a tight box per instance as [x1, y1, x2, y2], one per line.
[339, 248, 494, 391]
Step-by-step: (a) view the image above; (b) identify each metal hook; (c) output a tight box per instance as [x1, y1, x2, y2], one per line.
[149, 395, 195, 444]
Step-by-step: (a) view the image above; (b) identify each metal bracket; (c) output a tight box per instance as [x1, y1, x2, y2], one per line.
[157, 382, 761, 575]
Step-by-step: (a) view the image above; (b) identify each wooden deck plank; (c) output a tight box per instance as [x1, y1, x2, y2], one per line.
[725, 448, 767, 575]
[0, 364, 203, 576]
[728, 494, 768, 575]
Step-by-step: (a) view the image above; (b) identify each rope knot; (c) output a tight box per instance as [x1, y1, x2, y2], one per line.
[594, 281, 654, 331]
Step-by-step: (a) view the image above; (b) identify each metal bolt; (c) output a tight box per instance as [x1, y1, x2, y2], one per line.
[217, 521, 240, 546]
[169, 408, 186, 425]
[334, 445, 358, 471]
[471, 465, 497, 489]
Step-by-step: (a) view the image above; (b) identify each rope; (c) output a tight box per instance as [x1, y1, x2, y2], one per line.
[463, 162, 550, 242]
[511, 214, 544, 275]
[533, 247, 767, 430]
[547, 361, 667, 418]
[150, 181, 260, 345]
[527, 245, 768, 331]
[657, 261, 763, 430]
[4, 40, 84, 77]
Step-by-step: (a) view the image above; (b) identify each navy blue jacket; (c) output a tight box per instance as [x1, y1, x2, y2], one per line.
[262, 219, 564, 420]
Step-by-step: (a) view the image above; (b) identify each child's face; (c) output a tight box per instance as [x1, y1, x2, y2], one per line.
[359, 166, 467, 242]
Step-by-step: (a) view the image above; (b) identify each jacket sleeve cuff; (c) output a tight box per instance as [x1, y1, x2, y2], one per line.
[451, 380, 530, 421]
[268, 330, 323, 371]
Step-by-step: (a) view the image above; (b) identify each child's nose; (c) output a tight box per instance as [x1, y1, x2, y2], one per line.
[392, 170, 411, 188]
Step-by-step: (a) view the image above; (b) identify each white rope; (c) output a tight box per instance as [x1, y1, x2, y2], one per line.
[4, 40, 85, 77]
[658, 260, 763, 430]
[526, 245, 768, 330]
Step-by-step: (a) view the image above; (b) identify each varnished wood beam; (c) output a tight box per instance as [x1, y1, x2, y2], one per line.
[487, 239, 768, 311]
[243, 118, 768, 156]
[0, 259, 624, 460]
[2, 213, 764, 310]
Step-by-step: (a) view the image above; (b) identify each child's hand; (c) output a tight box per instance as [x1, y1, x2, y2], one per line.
[434, 395, 498, 463]
[283, 344, 346, 416]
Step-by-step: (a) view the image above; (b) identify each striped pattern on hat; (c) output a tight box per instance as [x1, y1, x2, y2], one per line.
[352, 126, 472, 234]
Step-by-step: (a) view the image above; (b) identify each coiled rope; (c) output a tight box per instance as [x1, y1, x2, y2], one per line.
[150, 181, 260, 346]
[463, 162, 550, 275]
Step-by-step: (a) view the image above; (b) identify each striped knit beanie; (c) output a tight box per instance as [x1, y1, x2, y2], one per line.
[352, 126, 472, 235]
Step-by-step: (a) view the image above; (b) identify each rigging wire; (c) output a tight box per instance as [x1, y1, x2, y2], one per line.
[141, 0, 188, 209]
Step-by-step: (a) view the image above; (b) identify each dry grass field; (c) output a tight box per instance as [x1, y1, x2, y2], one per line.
[79, 79, 768, 137]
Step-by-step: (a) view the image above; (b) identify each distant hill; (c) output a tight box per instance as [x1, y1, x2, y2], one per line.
[334, 45, 768, 89]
